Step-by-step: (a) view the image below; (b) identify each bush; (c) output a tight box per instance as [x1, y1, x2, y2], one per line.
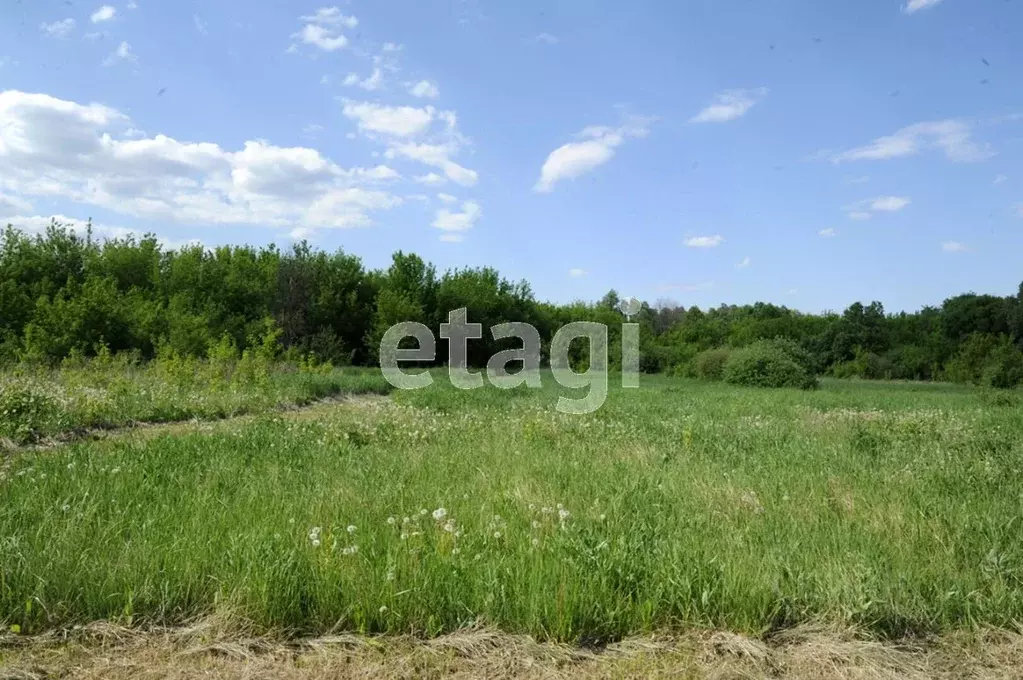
[981, 339, 1023, 389]
[723, 341, 817, 390]
[761, 337, 819, 375]
[692, 348, 731, 381]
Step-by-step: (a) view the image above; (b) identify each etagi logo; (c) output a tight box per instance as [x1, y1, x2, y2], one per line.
[380, 298, 643, 414]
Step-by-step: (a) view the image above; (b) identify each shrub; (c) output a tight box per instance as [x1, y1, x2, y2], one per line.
[981, 339, 1023, 389]
[692, 348, 731, 381]
[723, 341, 817, 390]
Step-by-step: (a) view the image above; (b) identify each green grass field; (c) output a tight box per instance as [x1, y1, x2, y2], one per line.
[2, 369, 1022, 644]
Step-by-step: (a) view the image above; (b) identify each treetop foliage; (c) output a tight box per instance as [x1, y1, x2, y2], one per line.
[2, 221, 1022, 387]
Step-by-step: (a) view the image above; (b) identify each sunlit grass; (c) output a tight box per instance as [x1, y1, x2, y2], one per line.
[2, 372, 1022, 641]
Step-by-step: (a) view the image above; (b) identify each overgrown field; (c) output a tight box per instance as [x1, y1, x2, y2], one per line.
[2, 370, 1022, 644]
[0, 357, 391, 446]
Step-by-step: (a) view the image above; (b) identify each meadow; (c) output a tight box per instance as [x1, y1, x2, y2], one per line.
[3, 364, 1023, 656]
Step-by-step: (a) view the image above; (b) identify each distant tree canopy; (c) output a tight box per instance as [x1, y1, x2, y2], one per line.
[2, 221, 1022, 387]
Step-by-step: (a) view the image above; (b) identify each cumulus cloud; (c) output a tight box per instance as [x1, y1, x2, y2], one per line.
[684, 235, 724, 248]
[437, 193, 457, 204]
[819, 228, 837, 237]
[833, 120, 992, 163]
[941, 241, 968, 252]
[690, 88, 767, 123]
[568, 268, 587, 277]
[104, 41, 135, 65]
[408, 80, 440, 99]
[343, 69, 383, 91]
[341, 101, 435, 138]
[534, 118, 652, 193]
[414, 173, 446, 186]
[291, 7, 357, 52]
[843, 196, 911, 220]
[432, 200, 481, 240]
[533, 33, 559, 45]
[41, 19, 76, 39]
[388, 143, 478, 186]
[0, 90, 404, 233]
[904, 0, 942, 14]
[90, 5, 116, 23]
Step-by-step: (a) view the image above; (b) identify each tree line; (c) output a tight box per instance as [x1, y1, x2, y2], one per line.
[2, 221, 1022, 387]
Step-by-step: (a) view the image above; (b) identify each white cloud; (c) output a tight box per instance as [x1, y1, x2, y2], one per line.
[690, 88, 767, 123]
[342, 68, 383, 91]
[819, 228, 837, 237]
[0, 90, 404, 233]
[382, 42, 402, 52]
[41, 19, 76, 39]
[533, 33, 559, 45]
[904, 0, 942, 14]
[90, 5, 116, 23]
[432, 200, 481, 238]
[193, 14, 208, 35]
[301, 7, 357, 27]
[569, 268, 587, 277]
[941, 241, 968, 252]
[342, 101, 435, 137]
[684, 235, 724, 248]
[409, 80, 440, 99]
[870, 196, 911, 212]
[736, 256, 751, 268]
[534, 118, 652, 193]
[389, 143, 478, 186]
[414, 173, 446, 186]
[104, 41, 135, 65]
[437, 192, 457, 204]
[994, 174, 1008, 184]
[833, 120, 992, 163]
[844, 196, 911, 220]
[291, 9, 356, 52]
[0, 192, 34, 213]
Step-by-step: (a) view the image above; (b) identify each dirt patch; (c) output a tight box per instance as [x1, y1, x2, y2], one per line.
[2, 622, 1023, 679]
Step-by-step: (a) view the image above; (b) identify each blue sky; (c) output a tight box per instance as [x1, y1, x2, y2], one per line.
[1, 0, 1021, 313]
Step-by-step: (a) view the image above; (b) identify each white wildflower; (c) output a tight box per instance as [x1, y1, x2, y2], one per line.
[432, 507, 447, 521]
[347, 525, 357, 534]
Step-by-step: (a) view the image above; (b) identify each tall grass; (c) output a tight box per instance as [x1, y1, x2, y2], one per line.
[0, 357, 391, 444]
[2, 373, 1022, 641]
